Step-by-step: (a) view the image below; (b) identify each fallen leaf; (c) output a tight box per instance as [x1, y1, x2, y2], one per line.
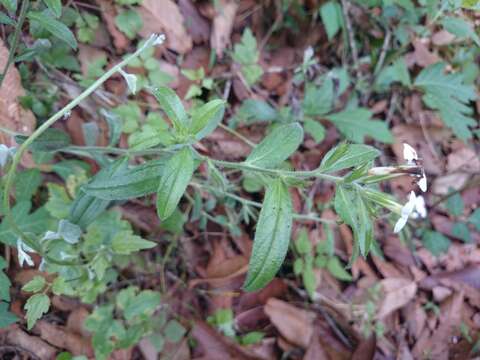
[36, 320, 94, 356]
[138, 0, 193, 54]
[447, 147, 480, 174]
[432, 30, 456, 46]
[264, 298, 315, 348]
[178, 0, 210, 44]
[6, 325, 56, 359]
[95, 0, 129, 51]
[432, 173, 470, 195]
[210, 0, 238, 58]
[352, 334, 376, 360]
[0, 39, 36, 167]
[406, 38, 441, 68]
[376, 278, 417, 319]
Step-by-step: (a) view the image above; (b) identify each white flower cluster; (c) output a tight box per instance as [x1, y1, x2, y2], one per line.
[394, 143, 428, 233]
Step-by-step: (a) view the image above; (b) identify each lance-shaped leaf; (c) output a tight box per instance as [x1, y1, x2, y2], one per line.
[83, 159, 166, 200]
[156, 147, 194, 220]
[15, 128, 71, 152]
[244, 123, 303, 168]
[27, 11, 77, 49]
[150, 87, 190, 132]
[190, 99, 225, 140]
[244, 179, 293, 291]
[319, 144, 380, 173]
[69, 192, 110, 229]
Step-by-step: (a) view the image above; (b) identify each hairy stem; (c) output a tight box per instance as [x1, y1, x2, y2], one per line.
[2, 34, 164, 256]
[0, 0, 30, 88]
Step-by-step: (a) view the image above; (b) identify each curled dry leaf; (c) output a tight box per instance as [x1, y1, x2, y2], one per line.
[138, 0, 193, 54]
[376, 278, 417, 319]
[0, 39, 36, 167]
[211, 0, 238, 58]
[264, 298, 315, 349]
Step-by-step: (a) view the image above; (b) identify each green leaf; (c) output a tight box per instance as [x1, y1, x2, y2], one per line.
[115, 9, 142, 39]
[15, 169, 42, 202]
[112, 231, 156, 254]
[0, 0, 16, 12]
[326, 109, 393, 143]
[156, 148, 194, 221]
[24, 293, 50, 330]
[303, 78, 333, 116]
[447, 192, 464, 217]
[22, 276, 46, 293]
[243, 179, 293, 291]
[422, 230, 451, 256]
[415, 62, 477, 141]
[164, 319, 186, 343]
[0, 12, 16, 26]
[441, 16, 480, 46]
[123, 290, 161, 321]
[334, 185, 357, 228]
[0, 201, 52, 246]
[245, 123, 303, 168]
[150, 87, 190, 132]
[27, 11, 77, 49]
[0, 302, 18, 328]
[83, 159, 166, 200]
[303, 119, 325, 143]
[42, 0, 62, 18]
[51, 277, 74, 296]
[452, 222, 471, 243]
[45, 183, 72, 219]
[302, 264, 317, 299]
[0, 262, 11, 301]
[190, 99, 225, 140]
[295, 228, 311, 255]
[320, 1, 343, 40]
[468, 208, 480, 231]
[234, 99, 277, 126]
[326, 257, 352, 281]
[15, 128, 71, 151]
[69, 192, 110, 229]
[319, 144, 380, 173]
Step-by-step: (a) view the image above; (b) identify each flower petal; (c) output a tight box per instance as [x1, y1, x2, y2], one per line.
[414, 195, 427, 218]
[401, 191, 417, 218]
[403, 143, 418, 164]
[418, 171, 427, 192]
[394, 216, 408, 233]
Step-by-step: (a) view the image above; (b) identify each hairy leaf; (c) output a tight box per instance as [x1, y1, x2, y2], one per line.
[150, 87, 190, 132]
[319, 144, 380, 173]
[156, 147, 194, 220]
[244, 179, 293, 291]
[24, 294, 50, 330]
[27, 11, 77, 49]
[191, 99, 225, 140]
[245, 123, 303, 168]
[42, 0, 62, 18]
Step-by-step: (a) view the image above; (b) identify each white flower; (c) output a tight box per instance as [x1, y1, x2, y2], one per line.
[17, 239, 34, 267]
[118, 68, 137, 94]
[394, 191, 427, 233]
[0, 144, 15, 168]
[403, 143, 418, 165]
[152, 33, 166, 46]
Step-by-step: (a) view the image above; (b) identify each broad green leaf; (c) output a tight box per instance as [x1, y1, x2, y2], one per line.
[164, 319, 186, 343]
[151, 87, 190, 132]
[0, 268, 11, 301]
[69, 192, 110, 229]
[15, 169, 42, 202]
[45, 183, 72, 219]
[422, 230, 451, 256]
[327, 257, 352, 281]
[112, 231, 156, 254]
[447, 192, 464, 217]
[302, 264, 317, 299]
[303, 119, 325, 143]
[326, 109, 393, 143]
[156, 148, 194, 220]
[27, 11, 77, 49]
[441, 16, 480, 46]
[0, 0, 16, 12]
[233, 99, 277, 126]
[244, 123, 303, 168]
[243, 179, 293, 291]
[0, 12, 16, 26]
[191, 99, 225, 140]
[415, 62, 477, 141]
[51, 277, 74, 296]
[24, 293, 50, 330]
[469, 208, 480, 231]
[295, 228, 311, 255]
[115, 9, 142, 39]
[320, 1, 343, 40]
[42, 0, 62, 18]
[334, 185, 357, 228]
[15, 128, 71, 151]
[83, 158, 166, 200]
[0, 302, 18, 328]
[319, 144, 380, 173]
[303, 78, 333, 116]
[357, 194, 373, 257]
[0, 201, 53, 246]
[123, 290, 161, 321]
[452, 222, 471, 243]
[22, 276, 46, 293]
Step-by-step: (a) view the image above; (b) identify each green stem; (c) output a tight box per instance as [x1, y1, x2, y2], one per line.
[2, 34, 164, 258]
[0, 0, 30, 88]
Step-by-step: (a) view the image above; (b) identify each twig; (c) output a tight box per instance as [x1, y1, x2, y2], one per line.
[0, 0, 30, 88]
[373, 29, 391, 76]
[340, 0, 360, 78]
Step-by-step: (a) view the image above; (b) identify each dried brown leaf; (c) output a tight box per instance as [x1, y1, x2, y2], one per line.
[138, 0, 193, 54]
[376, 278, 417, 319]
[210, 0, 238, 57]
